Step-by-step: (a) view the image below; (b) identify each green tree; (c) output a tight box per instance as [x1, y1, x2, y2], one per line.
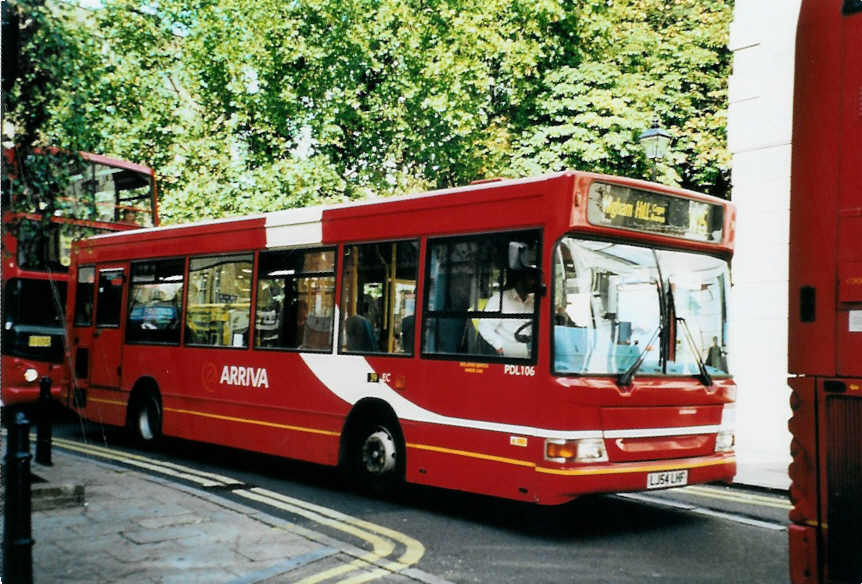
[4, 0, 734, 224]
[509, 1, 732, 196]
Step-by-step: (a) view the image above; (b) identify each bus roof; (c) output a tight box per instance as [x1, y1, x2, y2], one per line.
[83, 170, 730, 244]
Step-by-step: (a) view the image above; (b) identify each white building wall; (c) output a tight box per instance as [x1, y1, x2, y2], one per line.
[727, 1, 799, 489]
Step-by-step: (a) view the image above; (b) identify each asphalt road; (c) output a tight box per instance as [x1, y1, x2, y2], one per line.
[51, 414, 790, 584]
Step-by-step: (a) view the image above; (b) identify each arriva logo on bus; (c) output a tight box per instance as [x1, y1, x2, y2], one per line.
[220, 365, 270, 389]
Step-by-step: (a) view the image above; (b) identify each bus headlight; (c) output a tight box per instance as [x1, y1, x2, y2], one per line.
[546, 438, 608, 463]
[715, 403, 735, 452]
[24, 368, 39, 383]
[715, 431, 735, 452]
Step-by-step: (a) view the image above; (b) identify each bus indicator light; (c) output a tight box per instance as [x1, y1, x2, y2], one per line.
[546, 439, 577, 462]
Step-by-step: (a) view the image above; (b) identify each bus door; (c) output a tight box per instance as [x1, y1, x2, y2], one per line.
[90, 266, 127, 390]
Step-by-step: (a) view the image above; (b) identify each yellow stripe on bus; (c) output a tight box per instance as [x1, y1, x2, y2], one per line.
[407, 442, 537, 468]
[163, 407, 340, 437]
[89, 397, 127, 407]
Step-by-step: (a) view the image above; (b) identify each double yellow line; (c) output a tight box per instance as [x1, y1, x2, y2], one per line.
[237, 488, 424, 584]
[678, 484, 792, 511]
[51, 437, 425, 584]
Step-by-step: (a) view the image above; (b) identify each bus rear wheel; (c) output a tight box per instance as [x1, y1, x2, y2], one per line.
[130, 392, 162, 445]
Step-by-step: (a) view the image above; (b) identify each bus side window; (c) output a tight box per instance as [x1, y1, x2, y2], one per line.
[126, 258, 184, 345]
[339, 241, 419, 355]
[186, 254, 253, 348]
[74, 266, 96, 326]
[255, 248, 336, 351]
[95, 269, 125, 327]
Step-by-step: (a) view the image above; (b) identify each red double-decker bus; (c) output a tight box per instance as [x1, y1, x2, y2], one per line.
[2, 149, 158, 408]
[67, 171, 735, 503]
[788, 2, 862, 583]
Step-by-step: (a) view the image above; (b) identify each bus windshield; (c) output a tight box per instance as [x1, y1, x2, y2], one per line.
[553, 237, 729, 377]
[6, 152, 155, 227]
[67, 159, 155, 226]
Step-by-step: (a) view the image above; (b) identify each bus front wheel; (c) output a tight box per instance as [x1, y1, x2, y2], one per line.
[362, 426, 397, 475]
[349, 418, 404, 494]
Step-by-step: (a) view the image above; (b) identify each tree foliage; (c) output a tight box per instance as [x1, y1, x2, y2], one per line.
[3, 0, 733, 223]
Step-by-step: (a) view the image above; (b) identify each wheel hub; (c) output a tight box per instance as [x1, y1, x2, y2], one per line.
[361, 429, 396, 475]
[138, 407, 154, 441]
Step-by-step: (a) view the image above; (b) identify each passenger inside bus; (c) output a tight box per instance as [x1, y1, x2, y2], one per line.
[477, 268, 537, 358]
[345, 298, 377, 351]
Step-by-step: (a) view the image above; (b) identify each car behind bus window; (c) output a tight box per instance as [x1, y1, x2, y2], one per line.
[255, 248, 335, 351]
[186, 254, 253, 348]
[126, 258, 184, 345]
[339, 241, 418, 355]
[423, 230, 540, 361]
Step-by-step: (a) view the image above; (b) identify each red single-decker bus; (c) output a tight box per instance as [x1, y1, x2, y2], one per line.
[68, 171, 736, 504]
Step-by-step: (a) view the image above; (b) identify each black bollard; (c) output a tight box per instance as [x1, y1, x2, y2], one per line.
[35, 376, 53, 466]
[3, 410, 34, 584]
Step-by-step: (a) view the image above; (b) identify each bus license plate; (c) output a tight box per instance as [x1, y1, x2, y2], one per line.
[28, 335, 52, 348]
[647, 470, 688, 489]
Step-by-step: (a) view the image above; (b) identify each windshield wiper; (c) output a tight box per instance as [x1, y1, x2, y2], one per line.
[676, 316, 713, 387]
[617, 325, 661, 387]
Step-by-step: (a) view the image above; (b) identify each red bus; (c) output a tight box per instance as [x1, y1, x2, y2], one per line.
[67, 171, 736, 503]
[2, 149, 158, 408]
[788, 1, 862, 583]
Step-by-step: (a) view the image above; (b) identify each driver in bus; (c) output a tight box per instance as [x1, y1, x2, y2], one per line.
[477, 267, 538, 358]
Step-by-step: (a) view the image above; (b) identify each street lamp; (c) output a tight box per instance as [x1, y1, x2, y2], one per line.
[639, 119, 672, 181]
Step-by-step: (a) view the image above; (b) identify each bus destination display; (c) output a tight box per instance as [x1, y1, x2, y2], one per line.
[587, 182, 724, 243]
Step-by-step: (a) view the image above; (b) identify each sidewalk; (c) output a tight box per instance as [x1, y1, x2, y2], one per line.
[3, 443, 789, 583]
[734, 455, 791, 492]
[2, 449, 448, 584]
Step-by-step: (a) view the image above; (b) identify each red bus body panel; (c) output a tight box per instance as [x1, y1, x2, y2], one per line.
[789, 2, 862, 583]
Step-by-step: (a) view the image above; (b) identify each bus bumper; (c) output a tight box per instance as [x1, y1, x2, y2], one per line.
[1, 356, 67, 406]
[533, 453, 737, 505]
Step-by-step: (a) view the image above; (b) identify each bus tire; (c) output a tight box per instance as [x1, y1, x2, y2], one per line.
[129, 391, 162, 445]
[345, 413, 404, 495]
